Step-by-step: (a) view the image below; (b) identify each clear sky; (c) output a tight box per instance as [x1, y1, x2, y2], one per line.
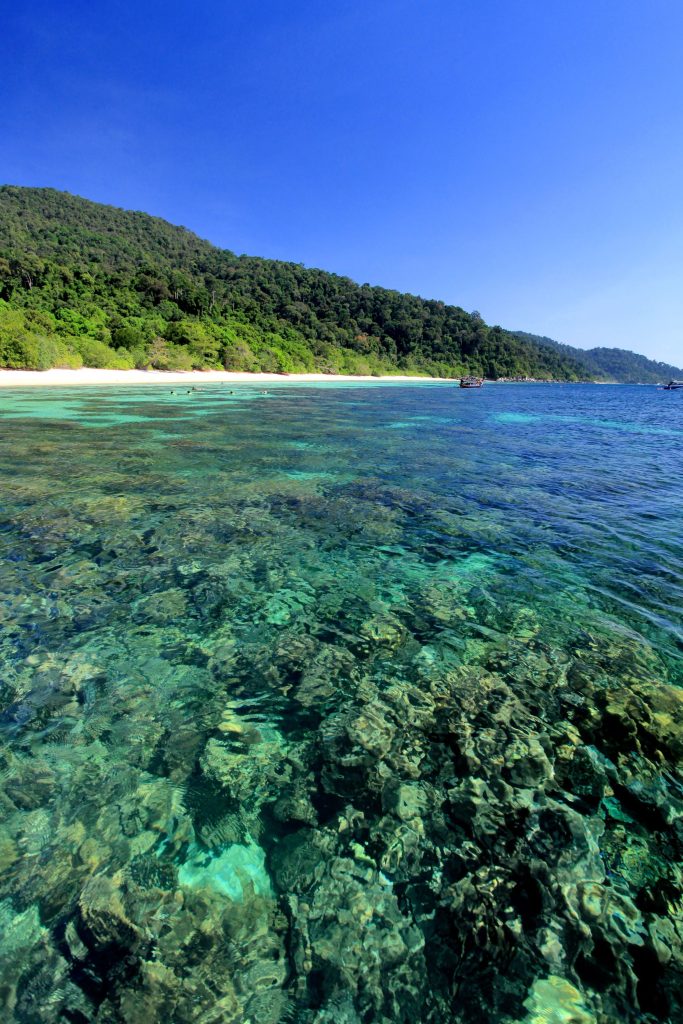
[3, 1, 683, 363]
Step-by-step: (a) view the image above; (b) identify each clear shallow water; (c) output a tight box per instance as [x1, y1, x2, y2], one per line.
[0, 382, 681, 1024]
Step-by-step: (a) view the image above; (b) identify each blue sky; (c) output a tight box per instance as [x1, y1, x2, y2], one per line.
[3, 0, 682, 363]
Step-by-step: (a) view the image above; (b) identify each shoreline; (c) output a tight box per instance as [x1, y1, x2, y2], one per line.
[0, 368, 455, 389]
[0, 369, 634, 390]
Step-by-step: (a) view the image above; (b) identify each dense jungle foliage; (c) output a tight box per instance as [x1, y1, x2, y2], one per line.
[0, 187, 602, 378]
[513, 332, 683, 385]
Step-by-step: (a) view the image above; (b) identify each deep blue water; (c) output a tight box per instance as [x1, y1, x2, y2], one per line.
[0, 381, 681, 1023]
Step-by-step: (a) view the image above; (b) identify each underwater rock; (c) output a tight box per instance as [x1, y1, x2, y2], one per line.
[105, 941, 244, 1024]
[448, 777, 497, 829]
[519, 975, 596, 1024]
[287, 850, 427, 1019]
[622, 771, 683, 829]
[116, 960, 184, 1023]
[0, 828, 18, 873]
[132, 587, 188, 624]
[554, 744, 607, 808]
[510, 606, 542, 642]
[345, 703, 397, 759]
[359, 613, 405, 650]
[604, 679, 683, 766]
[0, 901, 47, 1015]
[127, 853, 177, 891]
[378, 819, 426, 877]
[380, 677, 440, 735]
[648, 915, 683, 967]
[5, 757, 56, 810]
[200, 727, 289, 810]
[602, 888, 646, 947]
[78, 874, 142, 952]
[64, 919, 89, 962]
[311, 994, 364, 1024]
[198, 729, 292, 839]
[271, 829, 329, 894]
[272, 785, 318, 826]
[505, 735, 553, 787]
[295, 642, 359, 708]
[571, 881, 646, 947]
[78, 836, 112, 872]
[0, 898, 91, 1020]
[382, 781, 430, 822]
[196, 810, 250, 850]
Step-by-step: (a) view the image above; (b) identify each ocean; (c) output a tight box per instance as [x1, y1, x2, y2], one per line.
[0, 381, 681, 1023]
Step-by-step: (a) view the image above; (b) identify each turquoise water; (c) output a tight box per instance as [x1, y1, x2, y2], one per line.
[0, 381, 681, 1024]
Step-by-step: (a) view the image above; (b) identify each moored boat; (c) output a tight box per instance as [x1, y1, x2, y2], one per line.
[459, 376, 483, 388]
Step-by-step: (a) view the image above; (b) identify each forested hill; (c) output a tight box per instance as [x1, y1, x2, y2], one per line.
[512, 331, 683, 385]
[0, 186, 584, 378]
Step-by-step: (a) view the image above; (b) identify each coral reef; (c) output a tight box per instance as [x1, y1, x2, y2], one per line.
[0, 383, 681, 1022]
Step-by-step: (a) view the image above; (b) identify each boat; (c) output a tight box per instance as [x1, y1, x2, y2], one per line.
[660, 380, 683, 390]
[459, 376, 483, 388]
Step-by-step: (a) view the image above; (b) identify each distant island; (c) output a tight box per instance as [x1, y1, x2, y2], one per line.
[1, 186, 680, 383]
[511, 331, 683, 386]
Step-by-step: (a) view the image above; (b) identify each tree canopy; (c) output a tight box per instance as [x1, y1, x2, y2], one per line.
[512, 332, 683, 385]
[0, 186, 599, 378]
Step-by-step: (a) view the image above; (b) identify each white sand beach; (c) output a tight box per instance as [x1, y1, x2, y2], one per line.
[0, 368, 452, 388]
